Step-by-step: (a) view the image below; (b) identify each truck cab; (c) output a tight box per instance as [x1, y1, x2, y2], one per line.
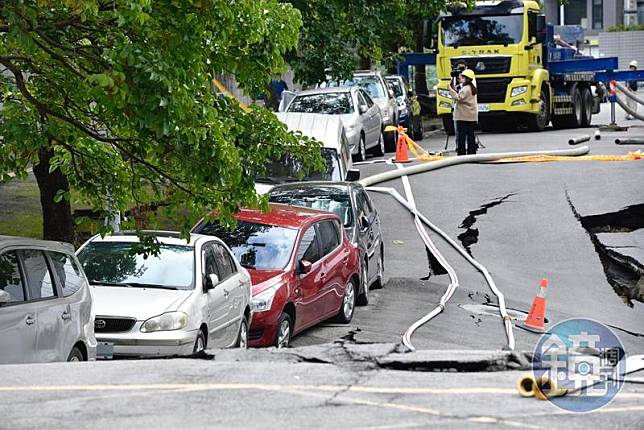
[435, 0, 610, 134]
[436, 0, 551, 133]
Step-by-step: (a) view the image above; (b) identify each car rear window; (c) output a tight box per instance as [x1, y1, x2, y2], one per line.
[269, 189, 353, 227]
[288, 93, 354, 114]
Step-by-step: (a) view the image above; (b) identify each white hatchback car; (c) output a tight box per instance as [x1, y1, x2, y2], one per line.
[0, 236, 96, 364]
[76, 232, 252, 358]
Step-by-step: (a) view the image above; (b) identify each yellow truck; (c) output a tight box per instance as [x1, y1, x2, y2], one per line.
[435, 0, 613, 134]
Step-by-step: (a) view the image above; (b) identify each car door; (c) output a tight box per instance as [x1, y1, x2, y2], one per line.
[46, 250, 88, 361]
[213, 243, 244, 346]
[293, 224, 325, 331]
[362, 90, 381, 142]
[315, 220, 347, 317]
[18, 249, 63, 362]
[355, 189, 379, 283]
[201, 243, 229, 348]
[0, 250, 37, 364]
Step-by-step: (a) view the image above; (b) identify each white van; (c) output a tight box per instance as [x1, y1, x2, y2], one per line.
[255, 112, 360, 194]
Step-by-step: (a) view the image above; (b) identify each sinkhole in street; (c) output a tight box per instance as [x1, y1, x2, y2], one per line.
[566, 193, 644, 307]
[456, 193, 517, 257]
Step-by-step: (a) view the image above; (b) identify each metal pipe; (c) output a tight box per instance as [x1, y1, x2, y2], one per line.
[568, 135, 590, 145]
[615, 137, 644, 145]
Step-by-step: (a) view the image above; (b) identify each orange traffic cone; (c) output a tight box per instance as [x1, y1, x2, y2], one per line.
[523, 279, 548, 332]
[394, 130, 410, 163]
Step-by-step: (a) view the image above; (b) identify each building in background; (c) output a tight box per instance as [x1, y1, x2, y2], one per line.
[542, 0, 627, 35]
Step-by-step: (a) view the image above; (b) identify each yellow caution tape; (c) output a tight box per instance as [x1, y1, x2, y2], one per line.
[385, 126, 642, 163]
[211, 78, 251, 113]
[385, 126, 446, 161]
[494, 151, 643, 163]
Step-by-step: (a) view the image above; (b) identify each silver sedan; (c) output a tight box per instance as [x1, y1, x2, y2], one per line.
[285, 87, 384, 161]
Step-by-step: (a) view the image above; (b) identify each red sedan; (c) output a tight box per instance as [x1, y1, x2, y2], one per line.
[192, 203, 360, 348]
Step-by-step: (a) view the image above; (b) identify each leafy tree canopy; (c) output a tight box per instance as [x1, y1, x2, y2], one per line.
[0, 0, 322, 241]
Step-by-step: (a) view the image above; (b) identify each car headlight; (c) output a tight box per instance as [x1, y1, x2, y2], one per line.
[511, 86, 528, 97]
[437, 89, 452, 99]
[251, 286, 278, 312]
[140, 311, 188, 333]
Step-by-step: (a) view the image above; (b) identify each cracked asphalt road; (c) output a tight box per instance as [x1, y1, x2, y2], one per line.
[1, 348, 643, 429]
[293, 103, 644, 353]
[2, 104, 644, 430]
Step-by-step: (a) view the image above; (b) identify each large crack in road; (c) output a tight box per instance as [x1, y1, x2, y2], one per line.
[457, 193, 517, 257]
[566, 192, 644, 307]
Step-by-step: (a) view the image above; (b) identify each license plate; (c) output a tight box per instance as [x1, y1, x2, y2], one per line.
[478, 104, 490, 112]
[97, 342, 114, 360]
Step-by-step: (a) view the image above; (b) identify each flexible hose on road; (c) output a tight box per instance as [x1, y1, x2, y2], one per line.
[615, 81, 644, 106]
[368, 185, 517, 351]
[359, 147, 590, 187]
[615, 94, 644, 121]
[360, 147, 591, 351]
[395, 164, 460, 351]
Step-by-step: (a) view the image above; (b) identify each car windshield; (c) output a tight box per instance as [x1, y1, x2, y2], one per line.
[256, 148, 341, 184]
[327, 76, 386, 99]
[194, 221, 298, 270]
[442, 15, 523, 47]
[287, 92, 354, 114]
[269, 189, 353, 228]
[77, 242, 194, 290]
[387, 79, 404, 98]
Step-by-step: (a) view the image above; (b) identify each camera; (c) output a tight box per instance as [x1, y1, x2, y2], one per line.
[451, 64, 467, 78]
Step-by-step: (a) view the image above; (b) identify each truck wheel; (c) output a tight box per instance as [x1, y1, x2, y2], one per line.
[570, 87, 583, 128]
[581, 87, 593, 127]
[525, 88, 550, 132]
[552, 86, 583, 129]
[441, 116, 455, 136]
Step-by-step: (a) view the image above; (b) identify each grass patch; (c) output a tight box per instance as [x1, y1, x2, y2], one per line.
[0, 173, 187, 241]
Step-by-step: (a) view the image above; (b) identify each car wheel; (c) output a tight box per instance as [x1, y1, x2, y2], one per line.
[356, 135, 367, 162]
[275, 313, 292, 348]
[67, 346, 84, 362]
[371, 131, 385, 157]
[356, 262, 369, 306]
[336, 279, 356, 323]
[374, 251, 385, 289]
[235, 315, 249, 349]
[193, 329, 207, 353]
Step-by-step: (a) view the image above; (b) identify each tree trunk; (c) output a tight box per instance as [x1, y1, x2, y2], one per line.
[359, 56, 371, 70]
[33, 143, 75, 243]
[414, 19, 429, 95]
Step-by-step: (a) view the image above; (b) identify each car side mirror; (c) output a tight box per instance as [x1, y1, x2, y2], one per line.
[298, 260, 312, 274]
[0, 290, 11, 305]
[536, 16, 546, 43]
[389, 90, 395, 99]
[346, 169, 360, 181]
[359, 104, 368, 114]
[204, 273, 219, 291]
